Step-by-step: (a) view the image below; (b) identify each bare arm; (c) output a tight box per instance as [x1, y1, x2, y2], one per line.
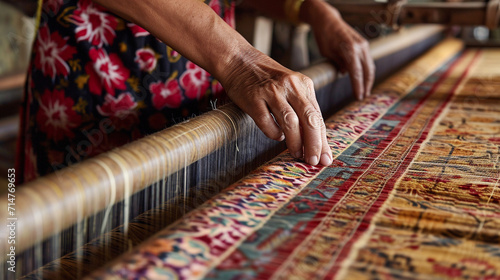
[93, 0, 248, 86]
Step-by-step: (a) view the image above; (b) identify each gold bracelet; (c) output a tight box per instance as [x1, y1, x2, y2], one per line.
[284, 0, 305, 25]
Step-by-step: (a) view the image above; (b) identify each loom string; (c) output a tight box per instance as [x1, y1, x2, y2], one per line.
[44, 179, 65, 279]
[22, 185, 196, 279]
[153, 144, 164, 228]
[108, 153, 132, 241]
[86, 164, 101, 263]
[21, 187, 45, 278]
[216, 108, 240, 153]
[68, 172, 85, 279]
[156, 138, 167, 225]
[210, 99, 218, 110]
[148, 144, 159, 217]
[14, 104, 246, 265]
[95, 158, 117, 262]
[183, 135, 188, 215]
[154, 156, 160, 218]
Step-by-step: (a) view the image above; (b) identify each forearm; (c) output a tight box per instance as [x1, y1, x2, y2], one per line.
[92, 0, 255, 85]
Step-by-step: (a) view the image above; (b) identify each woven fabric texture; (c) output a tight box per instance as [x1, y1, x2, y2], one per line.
[90, 41, 500, 280]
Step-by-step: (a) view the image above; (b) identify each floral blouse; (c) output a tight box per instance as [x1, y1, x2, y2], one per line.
[17, 0, 234, 182]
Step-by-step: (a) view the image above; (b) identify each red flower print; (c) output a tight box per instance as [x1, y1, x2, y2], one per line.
[97, 93, 138, 130]
[36, 89, 82, 142]
[43, 0, 63, 13]
[209, 0, 221, 15]
[85, 48, 130, 95]
[71, 0, 118, 47]
[150, 79, 182, 109]
[135, 48, 157, 72]
[209, 1, 235, 27]
[127, 23, 150, 37]
[180, 62, 210, 100]
[34, 25, 77, 80]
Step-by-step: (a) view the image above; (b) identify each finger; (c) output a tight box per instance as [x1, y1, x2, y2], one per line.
[362, 46, 375, 98]
[347, 55, 365, 101]
[304, 77, 320, 112]
[339, 41, 365, 100]
[298, 104, 324, 165]
[266, 94, 303, 159]
[304, 80, 332, 166]
[288, 83, 323, 165]
[319, 120, 332, 166]
[243, 99, 284, 141]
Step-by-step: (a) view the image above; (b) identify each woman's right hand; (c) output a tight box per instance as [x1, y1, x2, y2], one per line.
[221, 50, 332, 166]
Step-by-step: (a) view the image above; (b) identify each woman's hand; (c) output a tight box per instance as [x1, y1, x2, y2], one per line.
[222, 50, 332, 166]
[302, 0, 375, 100]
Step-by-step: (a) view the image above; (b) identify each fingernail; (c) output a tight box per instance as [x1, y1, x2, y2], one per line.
[320, 153, 332, 166]
[308, 155, 319, 166]
[294, 151, 302, 158]
[278, 134, 285, 141]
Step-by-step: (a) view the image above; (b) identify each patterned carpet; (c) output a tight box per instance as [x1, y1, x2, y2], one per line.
[89, 39, 500, 279]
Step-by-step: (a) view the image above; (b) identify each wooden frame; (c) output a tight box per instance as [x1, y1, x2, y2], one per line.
[328, 0, 500, 29]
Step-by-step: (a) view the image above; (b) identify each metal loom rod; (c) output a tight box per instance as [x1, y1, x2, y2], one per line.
[0, 24, 446, 258]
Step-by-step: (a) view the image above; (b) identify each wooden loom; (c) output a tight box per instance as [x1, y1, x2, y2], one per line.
[328, 0, 500, 30]
[0, 24, 472, 279]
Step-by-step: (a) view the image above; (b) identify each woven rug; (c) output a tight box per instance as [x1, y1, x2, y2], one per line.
[89, 39, 500, 280]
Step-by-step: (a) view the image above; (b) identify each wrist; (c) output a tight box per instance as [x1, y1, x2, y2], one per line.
[218, 46, 286, 95]
[216, 43, 263, 90]
[300, 0, 342, 27]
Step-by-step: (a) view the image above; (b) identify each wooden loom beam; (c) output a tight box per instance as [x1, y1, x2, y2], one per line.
[0, 25, 446, 259]
[328, 0, 500, 29]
